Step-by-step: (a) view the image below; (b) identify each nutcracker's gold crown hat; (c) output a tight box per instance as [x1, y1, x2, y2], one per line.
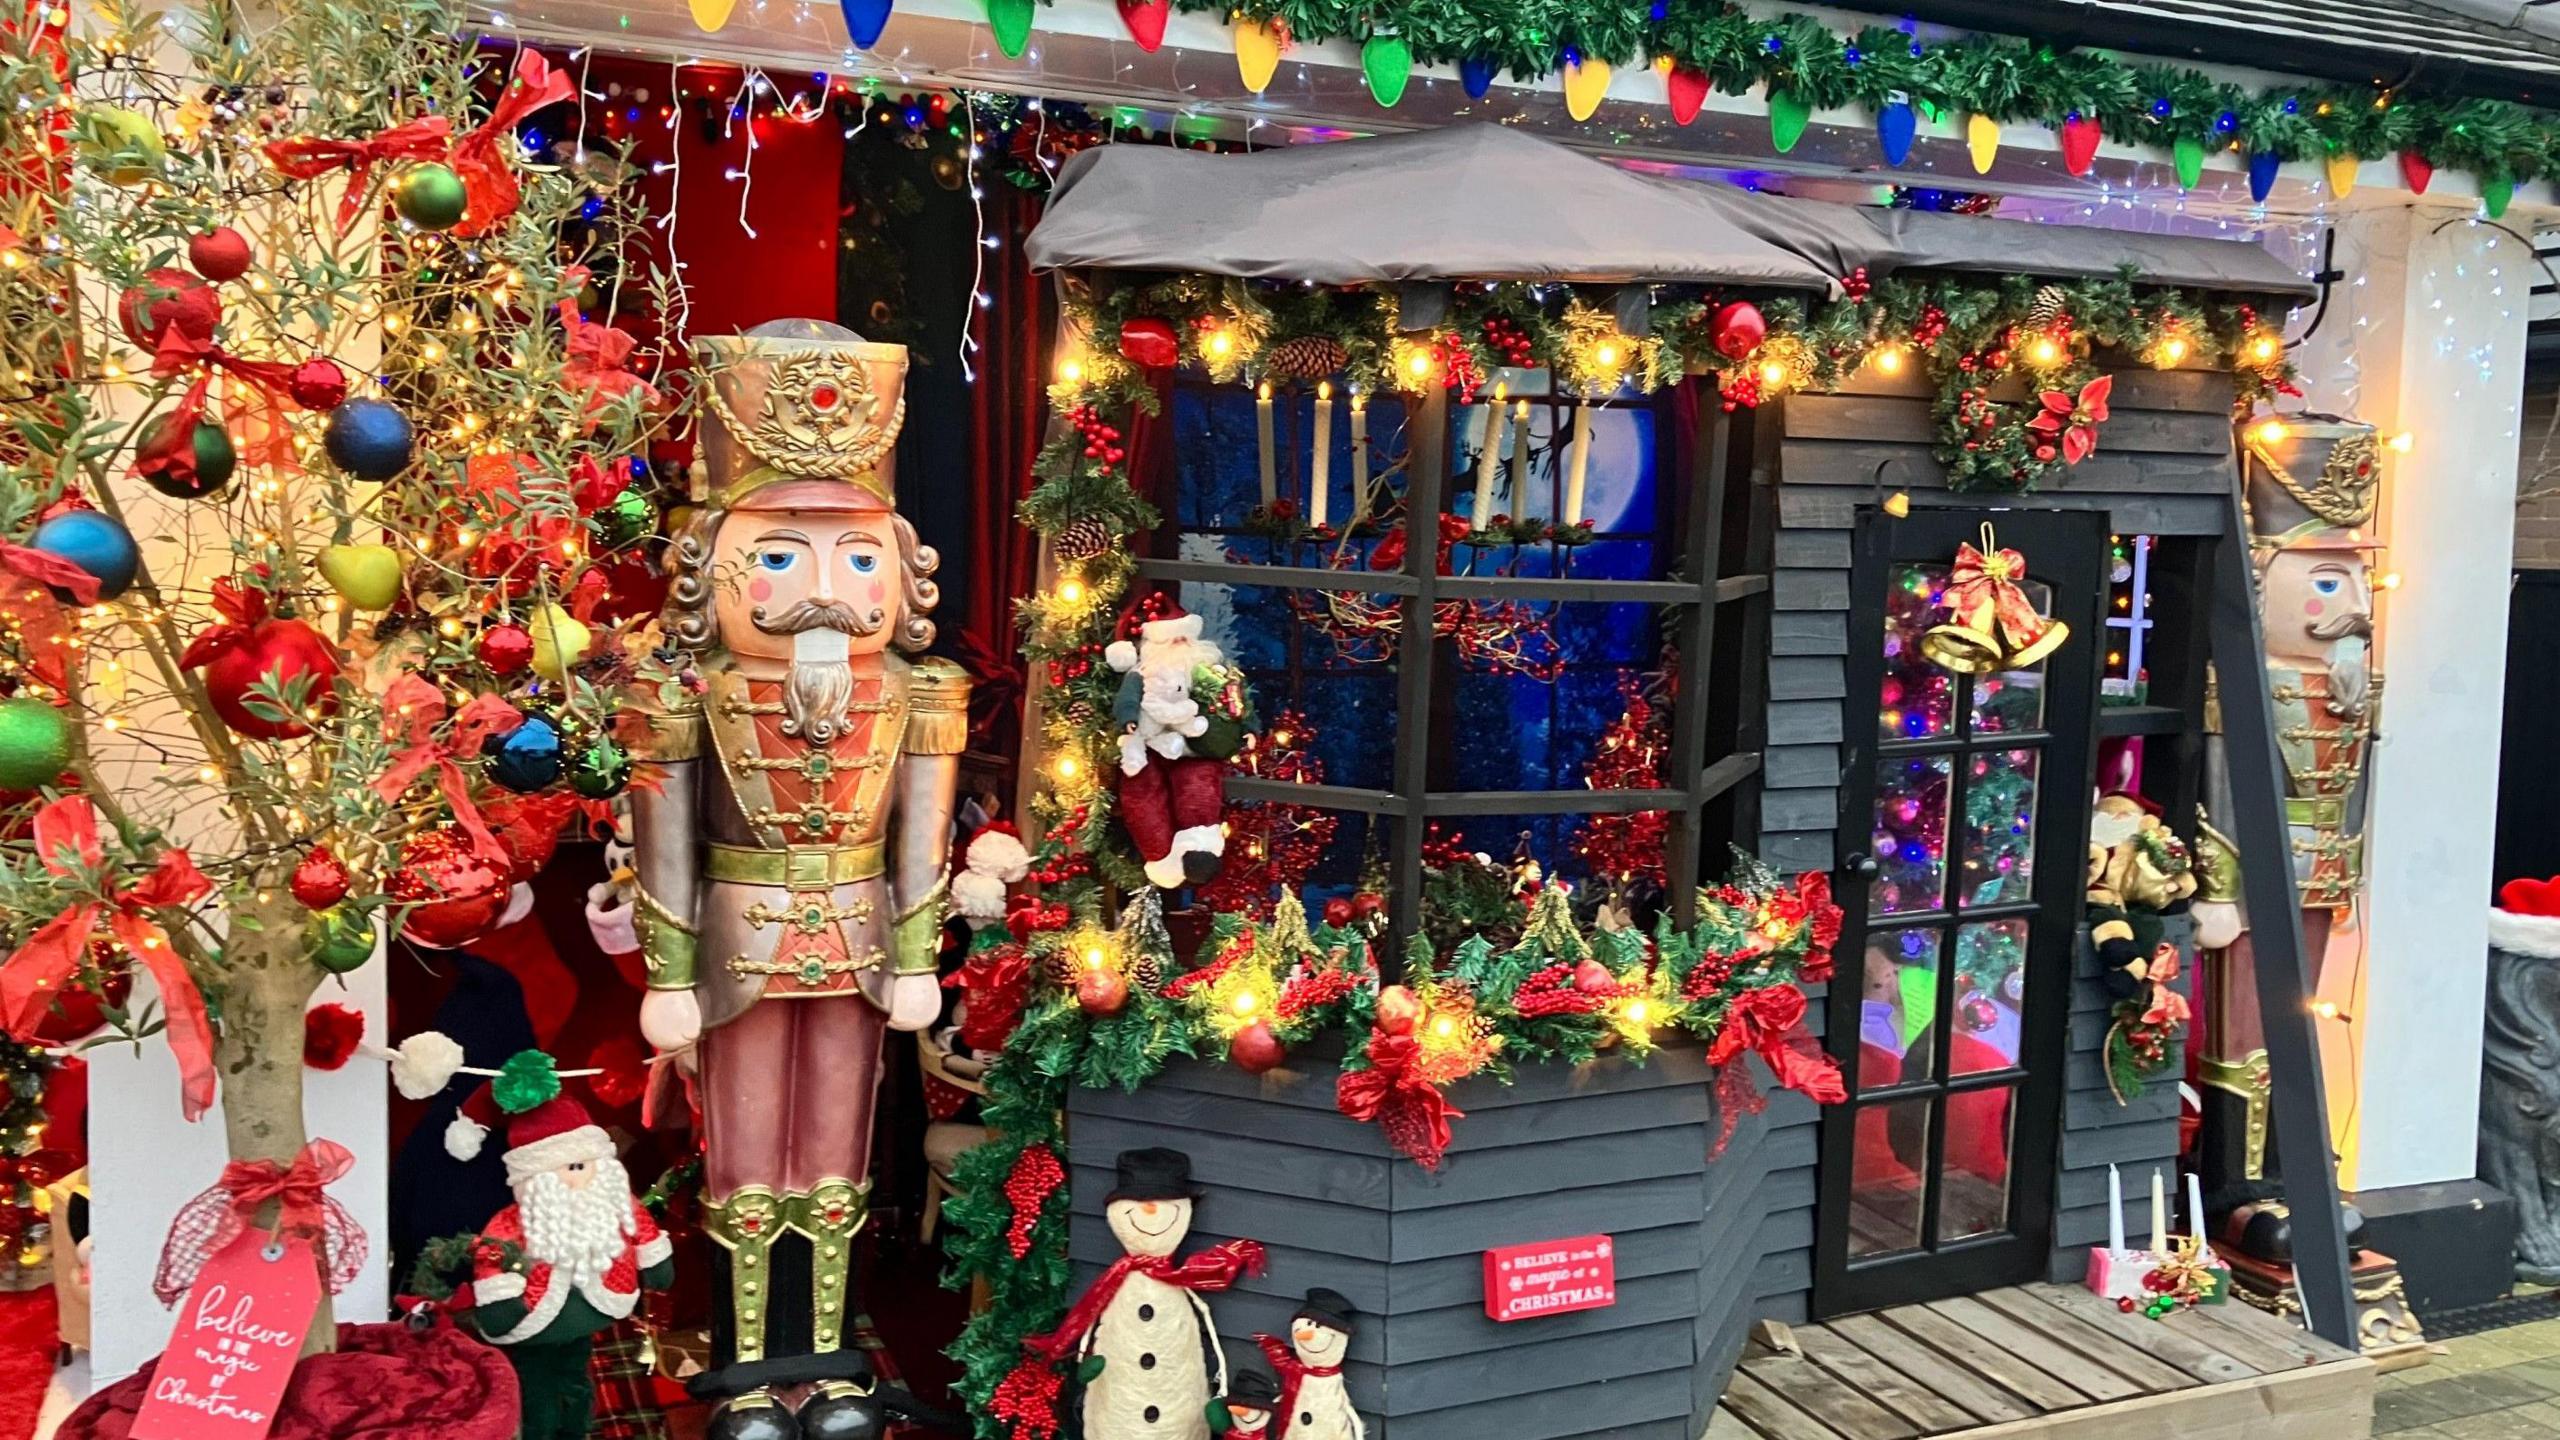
[2242, 414, 2381, 553]
[693, 318, 908, 511]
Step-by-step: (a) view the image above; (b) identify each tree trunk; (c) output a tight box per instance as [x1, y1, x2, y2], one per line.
[212, 887, 335, 1357]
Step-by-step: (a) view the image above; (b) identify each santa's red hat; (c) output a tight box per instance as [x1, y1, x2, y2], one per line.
[444, 1050, 615, 1187]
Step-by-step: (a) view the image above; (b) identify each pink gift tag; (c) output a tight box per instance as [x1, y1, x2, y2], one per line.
[131, 1233, 321, 1440]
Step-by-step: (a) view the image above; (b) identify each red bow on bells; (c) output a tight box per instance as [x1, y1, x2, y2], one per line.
[2026, 374, 2113, 466]
[119, 270, 307, 487]
[0, 796, 217, 1120]
[557, 301, 660, 418]
[153, 1138, 369, 1305]
[2142, 947, 2191, 1029]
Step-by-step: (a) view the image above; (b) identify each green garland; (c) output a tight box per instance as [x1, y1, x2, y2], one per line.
[1120, 0, 2558, 198]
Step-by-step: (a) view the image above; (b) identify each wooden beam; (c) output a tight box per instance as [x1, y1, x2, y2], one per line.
[1132, 556, 1420, 596]
[1389, 388, 1448, 947]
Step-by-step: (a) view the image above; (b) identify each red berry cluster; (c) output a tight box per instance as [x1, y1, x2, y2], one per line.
[1680, 951, 1738, 1000]
[1481, 315, 1535, 367]
[1840, 266, 1872, 301]
[1421, 823, 1473, 871]
[1003, 1143, 1067, 1259]
[1512, 964, 1611, 1017]
[1069, 405, 1125, 474]
[1913, 305, 1949, 346]
[1276, 967, 1359, 1020]
[1717, 371, 1762, 412]
[1044, 642, 1101, 688]
[1437, 333, 1483, 403]
[1028, 846, 1089, 887]
[1006, 897, 1073, 938]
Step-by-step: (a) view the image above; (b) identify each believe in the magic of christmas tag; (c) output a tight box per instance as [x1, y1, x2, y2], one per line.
[1482, 1233, 1617, 1322]
[130, 1233, 322, 1440]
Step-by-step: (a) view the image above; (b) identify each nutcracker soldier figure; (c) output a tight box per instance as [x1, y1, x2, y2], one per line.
[2192, 416, 2380, 1248]
[629, 319, 968, 1440]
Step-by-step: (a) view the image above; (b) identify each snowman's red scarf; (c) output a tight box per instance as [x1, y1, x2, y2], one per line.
[1022, 1239, 1268, 1362]
[1254, 1334, 1344, 1427]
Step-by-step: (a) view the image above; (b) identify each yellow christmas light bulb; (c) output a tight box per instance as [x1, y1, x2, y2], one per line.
[1965, 113, 1999, 174]
[1055, 754, 1080, 780]
[1058, 578, 1085, 604]
[2248, 334, 2281, 364]
[1233, 991, 1258, 1016]
[2325, 151, 2358, 198]
[1758, 360, 1786, 387]
[1058, 354, 1084, 384]
[1233, 15, 1285, 94]
[1872, 346, 1905, 375]
[1562, 56, 1613, 122]
[1205, 328, 1234, 359]
[2027, 335, 2062, 367]
[1623, 999, 1652, 1026]
[1083, 946, 1107, 969]
[2379, 571, 2402, 590]
[1432, 1015, 1456, 1039]
[2253, 419, 2289, 445]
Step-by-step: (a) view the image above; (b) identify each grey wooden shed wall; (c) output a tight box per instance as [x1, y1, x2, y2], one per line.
[1748, 365, 2229, 1315]
[1065, 1044, 1819, 1440]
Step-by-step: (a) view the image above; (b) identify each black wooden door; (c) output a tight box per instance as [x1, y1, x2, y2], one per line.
[1812, 506, 2106, 1317]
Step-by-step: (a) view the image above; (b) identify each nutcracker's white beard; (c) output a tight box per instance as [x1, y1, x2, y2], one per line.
[519, 1157, 636, 1291]
[784, 628, 856, 743]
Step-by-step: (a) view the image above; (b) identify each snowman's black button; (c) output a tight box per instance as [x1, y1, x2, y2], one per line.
[1140, 1353, 1157, 1370]
[1138, 1304, 1155, 1321]
[1301, 1413, 1314, 1426]
[1143, 1408, 1160, 1424]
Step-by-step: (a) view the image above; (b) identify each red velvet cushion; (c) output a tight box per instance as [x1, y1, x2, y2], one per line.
[61, 1322, 520, 1440]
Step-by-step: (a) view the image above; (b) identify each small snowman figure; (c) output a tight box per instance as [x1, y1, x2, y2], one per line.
[1257, 1288, 1362, 1440]
[1214, 1362, 1283, 1439]
[1018, 1148, 1265, 1440]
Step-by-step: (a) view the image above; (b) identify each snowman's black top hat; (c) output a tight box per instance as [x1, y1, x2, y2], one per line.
[1294, 1287, 1356, 1335]
[1224, 1365, 1283, 1411]
[1107, 1146, 1205, 1203]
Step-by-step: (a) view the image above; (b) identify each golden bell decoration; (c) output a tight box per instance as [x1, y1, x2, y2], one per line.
[1920, 524, 2069, 674]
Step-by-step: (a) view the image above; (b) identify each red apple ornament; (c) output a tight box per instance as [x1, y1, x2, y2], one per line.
[477, 622, 534, 676]
[187, 226, 252, 282]
[200, 618, 338, 739]
[1231, 1019, 1285, 1074]
[1120, 316, 1180, 368]
[1076, 965, 1130, 1016]
[386, 828, 510, 949]
[1712, 301, 1767, 360]
[1573, 958, 1617, 994]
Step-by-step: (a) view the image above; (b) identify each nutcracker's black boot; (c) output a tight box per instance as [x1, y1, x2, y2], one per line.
[706, 1388, 801, 1440]
[798, 1379, 887, 1440]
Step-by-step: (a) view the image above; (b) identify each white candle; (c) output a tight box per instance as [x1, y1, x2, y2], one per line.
[1349, 390, 1370, 524]
[1509, 397, 1530, 507]
[1256, 381, 1276, 509]
[2107, 1164, 2126, 1254]
[1471, 382, 1507, 525]
[1563, 403, 1594, 528]
[1309, 382, 1333, 530]
[2149, 1169, 2166, 1255]
[2187, 1170, 2206, 1240]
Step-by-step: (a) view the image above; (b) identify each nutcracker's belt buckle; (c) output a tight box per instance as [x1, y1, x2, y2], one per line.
[785, 845, 836, 889]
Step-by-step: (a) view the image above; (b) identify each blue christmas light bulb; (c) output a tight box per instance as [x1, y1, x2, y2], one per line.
[839, 0, 893, 48]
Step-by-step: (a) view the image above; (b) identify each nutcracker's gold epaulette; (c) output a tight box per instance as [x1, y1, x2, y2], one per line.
[903, 656, 970, 756]
[627, 684, 707, 763]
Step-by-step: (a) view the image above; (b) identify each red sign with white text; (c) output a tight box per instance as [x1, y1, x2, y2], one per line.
[130, 1234, 322, 1440]
[1483, 1233, 1617, 1322]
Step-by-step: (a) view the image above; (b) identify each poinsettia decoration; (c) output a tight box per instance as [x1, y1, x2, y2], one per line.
[2027, 374, 2114, 466]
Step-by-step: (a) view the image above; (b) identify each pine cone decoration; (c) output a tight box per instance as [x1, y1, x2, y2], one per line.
[1045, 950, 1082, 987]
[1128, 952, 1164, 991]
[2027, 284, 2068, 332]
[1265, 334, 1347, 382]
[1053, 517, 1112, 563]
[1062, 700, 1097, 726]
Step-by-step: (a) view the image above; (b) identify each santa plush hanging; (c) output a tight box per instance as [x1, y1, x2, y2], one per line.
[1256, 1289, 1362, 1440]
[952, 821, 1032, 933]
[1007, 1148, 1264, 1440]
[443, 1051, 675, 1440]
[1105, 600, 1252, 888]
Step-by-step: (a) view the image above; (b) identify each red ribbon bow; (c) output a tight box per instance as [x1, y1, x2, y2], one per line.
[118, 273, 307, 485]
[0, 796, 217, 1120]
[1705, 985, 1847, 1104]
[216, 1138, 357, 1242]
[262, 117, 454, 234]
[1335, 1032, 1464, 1170]
[0, 541, 100, 608]
[2142, 946, 2190, 1028]
[452, 50, 573, 238]
[557, 301, 659, 417]
[1941, 540, 2050, 654]
[373, 672, 524, 864]
[2026, 374, 2113, 465]
[0, 541, 100, 696]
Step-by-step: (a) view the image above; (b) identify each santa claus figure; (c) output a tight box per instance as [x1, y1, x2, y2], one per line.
[447, 1062, 675, 1440]
[1257, 1289, 1361, 1440]
[1104, 601, 1250, 889]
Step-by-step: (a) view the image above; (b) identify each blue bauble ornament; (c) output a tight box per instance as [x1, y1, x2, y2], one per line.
[839, 0, 892, 46]
[2248, 150, 2280, 203]
[323, 398, 414, 481]
[484, 713, 564, 792]
[1877, 99, 1917, 167]
[30, 510, 140, 602]
[1459, 54, 1497, 99]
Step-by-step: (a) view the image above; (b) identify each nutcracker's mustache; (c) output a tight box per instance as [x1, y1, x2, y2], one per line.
[2308, 609, 2372, 641]
[753, 598, 884, 637]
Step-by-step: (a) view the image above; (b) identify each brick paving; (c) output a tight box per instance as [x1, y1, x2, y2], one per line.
[2376, 1318, 2560, 1438]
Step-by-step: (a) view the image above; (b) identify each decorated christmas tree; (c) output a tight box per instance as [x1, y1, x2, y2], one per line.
[0, 0, 666, 1345]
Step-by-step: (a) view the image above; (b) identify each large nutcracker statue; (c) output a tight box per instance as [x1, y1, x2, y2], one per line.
[629, 319, 968, 1440]
[2192, 416, 2381, 1238]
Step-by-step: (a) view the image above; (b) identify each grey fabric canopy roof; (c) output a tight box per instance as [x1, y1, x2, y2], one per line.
[1029, 124, 2313, 301]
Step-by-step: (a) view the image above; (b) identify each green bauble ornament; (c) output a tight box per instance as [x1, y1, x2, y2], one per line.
[568, 736, 633, 799]
[1768, 90, 1812, 154]
[597, 488, 660, 549]
[1362, 32, 1413, 108]
[393, 163, 469, 231]
[2173, 136, 2205, 190]
[308, 905, 377, 974]
[0, 698, 70, 792]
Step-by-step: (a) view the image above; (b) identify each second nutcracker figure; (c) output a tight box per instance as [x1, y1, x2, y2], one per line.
[629, 319, 969, 1440]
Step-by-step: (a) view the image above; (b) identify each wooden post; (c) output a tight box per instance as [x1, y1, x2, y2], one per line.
[2204, 479, 2357, 1350]
[1389, 387, 1448, 947]
[1664, 403, 1733, 928]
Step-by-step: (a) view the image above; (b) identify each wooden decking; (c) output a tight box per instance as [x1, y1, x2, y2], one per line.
[1712, 1284, 2374, 1440]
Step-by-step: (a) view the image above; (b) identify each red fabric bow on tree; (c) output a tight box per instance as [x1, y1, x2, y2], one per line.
[1336, 1032, 1465, 1170]
[373, 673, 524, 864]
[557, 301, 659, 417]
[119, 271, 307, 486]
[153, 1138, 369, 1304]
[0, 797, 216, 1119]
[1705, 984, 1847, 1105]
[261, 116, 453, 234]
[452, 49, 573, 238]
[0, 539, 102, 695]
[2026, 374, 2113, 465]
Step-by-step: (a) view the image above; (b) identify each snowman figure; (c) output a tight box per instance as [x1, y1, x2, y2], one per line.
[1018, 1148, 1264, 1440]
[1216, 1363, 1283, 1440]
[1257, 1288, 1363, 1440]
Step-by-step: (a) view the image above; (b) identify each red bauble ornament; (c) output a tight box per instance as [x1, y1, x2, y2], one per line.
[477, 622, 534, 676]
[1573, 958, 1617, 995]
[291, 844, 352, 909]
[386, 828, 510, 949]
[1712, 301, 1767, 360]
[188, 227, 253, 283]
[1119, 316, 1180, 368]
[289, 358, 349, 411]
[1076, 965, 1129, 1016]
[1959, 993, 2000, 1032]
[201, 618, 338, 739]
[1375, 984, 1420, 1037]
[1231, 1019, 1286, 1074]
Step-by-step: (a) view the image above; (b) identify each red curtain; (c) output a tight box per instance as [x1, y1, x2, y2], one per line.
[952, 187, 1054, 768]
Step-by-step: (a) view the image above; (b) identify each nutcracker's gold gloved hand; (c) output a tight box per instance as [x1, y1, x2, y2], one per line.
[891, 872, 952, 976]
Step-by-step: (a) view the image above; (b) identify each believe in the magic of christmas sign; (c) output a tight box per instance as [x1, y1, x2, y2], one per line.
[1482, 1233, 1618, 1322]
[129, 1234, 322, 1440]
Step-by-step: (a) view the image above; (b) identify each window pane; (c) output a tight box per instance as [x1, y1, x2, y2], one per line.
[1881, 564, 1956, 741]
[1936, 1084, 2018, 1243]
[1950, 919, 2029, 1075]
[1959, 748, 2040, 907]
[1859, 927, 1939, 1090]
[1848, 1097, 1933, 1258]
[1872, 753, 1953, 917]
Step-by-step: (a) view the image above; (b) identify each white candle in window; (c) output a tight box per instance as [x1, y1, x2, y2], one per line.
[2150, 1168, 2166, 1255]
[1309, 381, 1333, 530]
[1256, 380, 1276, 510]
[1508, 397, 1531, 510]
[1349, 389, 1370, 525]
[1563, 402, 1594, 528]
[1471, 381, 1507, 526]
[2107, 1164, 2127, 1254]
[2187, 1170, 2205, 1240]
